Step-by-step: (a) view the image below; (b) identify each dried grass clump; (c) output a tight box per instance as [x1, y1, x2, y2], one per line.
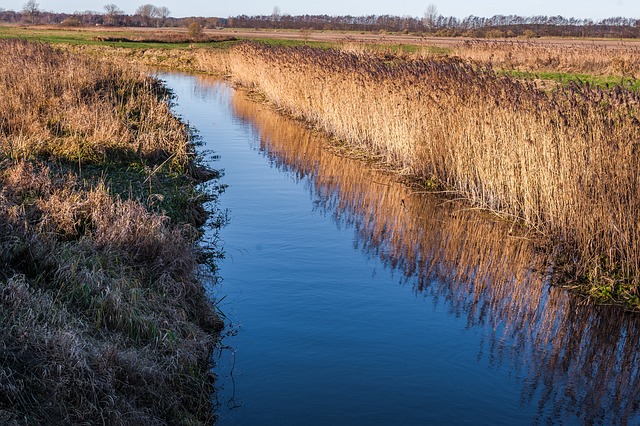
[0, 39, 191, 167]
[226, 42, 640, 304]
[0, 41, 223, 424]
[0, 157, 221, 424]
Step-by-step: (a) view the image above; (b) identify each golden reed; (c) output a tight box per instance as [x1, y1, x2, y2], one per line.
[224, 42, 640, 304]
[228, 80, 640, 423]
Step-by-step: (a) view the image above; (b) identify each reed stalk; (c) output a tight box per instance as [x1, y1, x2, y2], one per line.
[225, 42, 640, 305]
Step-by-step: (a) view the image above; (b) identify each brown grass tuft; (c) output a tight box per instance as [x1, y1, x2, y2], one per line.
[0, 39, 192, 167]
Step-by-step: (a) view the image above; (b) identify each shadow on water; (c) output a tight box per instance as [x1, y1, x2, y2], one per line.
[218, 81, 640, 425]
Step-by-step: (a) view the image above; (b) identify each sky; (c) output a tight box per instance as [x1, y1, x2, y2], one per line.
[0, 0, 638, 20]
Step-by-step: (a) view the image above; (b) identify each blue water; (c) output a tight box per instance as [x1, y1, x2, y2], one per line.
[161, 72, 640, 426]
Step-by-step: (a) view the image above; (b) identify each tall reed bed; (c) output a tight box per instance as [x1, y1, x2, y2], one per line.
[227, 42, 640, 305]
[232, 89, 640, 424]
[450, 39, 640, 76]
[0, 40, 222, 424]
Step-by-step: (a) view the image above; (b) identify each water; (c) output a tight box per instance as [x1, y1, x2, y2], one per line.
[161, 72, 640, 426]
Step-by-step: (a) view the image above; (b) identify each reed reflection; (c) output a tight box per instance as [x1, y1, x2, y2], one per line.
[198, 74, 640, 425]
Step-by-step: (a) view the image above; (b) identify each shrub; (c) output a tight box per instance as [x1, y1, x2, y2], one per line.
[188, 20, 203, 38]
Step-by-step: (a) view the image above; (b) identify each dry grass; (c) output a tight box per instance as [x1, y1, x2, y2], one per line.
[449, 39, 640, 77]
[0, 40, 223, 424]
[0, 40, 193, 167]
[93, 32, 236, 44]
[224, 42, 640, 306]
[63, 43, 233, 77]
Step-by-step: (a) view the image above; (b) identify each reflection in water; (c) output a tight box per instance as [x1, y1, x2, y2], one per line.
[220, 82, 640, 425]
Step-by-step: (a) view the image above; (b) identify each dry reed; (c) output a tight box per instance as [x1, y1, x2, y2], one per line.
[231, 88, 640, 424]
[225, 42, 640, 305]
[0, 40, 222, 424]
[450, 39, 640, 76]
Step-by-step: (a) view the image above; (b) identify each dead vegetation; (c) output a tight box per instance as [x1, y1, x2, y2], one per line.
[224, 42, 640, 308]
[93, 32, 236, 44]
[0, 39, 223, 424]
[0, 40, 194, 166]
[450, 39, 640, 77]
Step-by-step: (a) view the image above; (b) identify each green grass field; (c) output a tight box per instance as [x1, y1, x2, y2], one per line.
[505, 70, 640, 90]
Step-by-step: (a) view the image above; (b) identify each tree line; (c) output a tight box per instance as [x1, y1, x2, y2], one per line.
[1, 1, 638, 38]
[228, 12, 640, 38]
[0, 2, 224, 28]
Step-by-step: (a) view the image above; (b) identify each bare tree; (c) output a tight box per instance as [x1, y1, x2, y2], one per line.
[104, 4, 122, 15]
[423, 3, 439, 32]
[156, 6, 170, 26]
[135, 4, 158, 26]
[103, 3, 123, 26]
[22, 0, 39, 24]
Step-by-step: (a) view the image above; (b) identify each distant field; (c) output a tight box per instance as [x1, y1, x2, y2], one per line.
[4, 24, 640, 49]
[3, 24, 638, 89]
[218, 27, 640, 49]
[0, 25, 238, 48]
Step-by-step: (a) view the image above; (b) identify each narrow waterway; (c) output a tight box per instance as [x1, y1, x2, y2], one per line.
[162, 72, 640, 426]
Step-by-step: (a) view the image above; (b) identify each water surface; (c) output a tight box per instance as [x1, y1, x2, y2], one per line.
[162, 72, 640, 426]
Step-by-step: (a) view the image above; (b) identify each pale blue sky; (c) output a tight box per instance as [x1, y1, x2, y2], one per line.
[0, 0, 637, 20]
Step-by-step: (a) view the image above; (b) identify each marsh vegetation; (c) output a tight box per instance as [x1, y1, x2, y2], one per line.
[3, 22, 640, 421]
[0, 40, 223, 424]
[220, 41, 640, 308]
[226, 86, 640, 424]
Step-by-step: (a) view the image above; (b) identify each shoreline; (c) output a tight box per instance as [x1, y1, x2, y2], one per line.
[180, 41, 640, 312]
[0, 40, 224, 424]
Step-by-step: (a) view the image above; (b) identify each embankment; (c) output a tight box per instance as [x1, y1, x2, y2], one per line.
[0, 40, 223, 424]
[221, 42, 640, 307]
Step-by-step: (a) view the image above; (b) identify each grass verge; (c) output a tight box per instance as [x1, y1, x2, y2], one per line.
[0, 39, 225, 424]
[503, 70, 640, 90]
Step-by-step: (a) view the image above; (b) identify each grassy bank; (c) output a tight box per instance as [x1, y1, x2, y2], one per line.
[0, 25, 238, 49]
[222, 42, 640, 308]
[0, 39, 224, 424]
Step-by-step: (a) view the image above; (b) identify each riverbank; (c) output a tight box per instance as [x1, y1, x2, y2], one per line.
[225, 42, 640, 309]
[83, 36, 640, 310]
[0, 40, 224, 424]
[182, 72, 640, 425]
